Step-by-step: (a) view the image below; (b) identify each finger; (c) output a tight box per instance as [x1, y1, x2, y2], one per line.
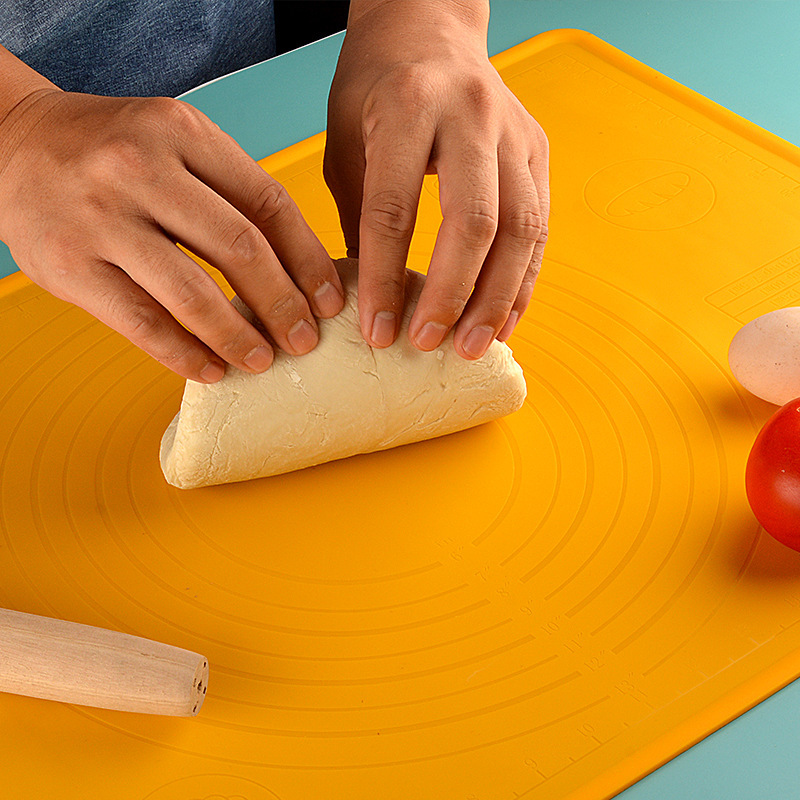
[497, 256, 539, 343]
[323, 123, 366, 258]
[75, 261, 228, 383]
[526, 140, 550, 302]
[452, 157, 541, 358]
[496, 148, 550, 343]
[171, 104, 344, 320]
[356, 110, 435, 347]
[408, 126, 499, 352]
[148, 172, 323, 357]
[105, 222, 278, 374]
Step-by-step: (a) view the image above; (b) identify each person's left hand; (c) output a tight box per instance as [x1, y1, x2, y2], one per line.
[324, 0, 549, 360]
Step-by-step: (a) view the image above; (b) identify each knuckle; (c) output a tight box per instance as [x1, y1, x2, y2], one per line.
[528, 262, 543, 287]
[521, 261, 542, 294]
[381, 272, 407, 300]
[530, 228, 549, 267]
[38, 228, 84, 271]
[123, 298, 164, 343]
[156, 345, 196, 371]
[470, 283, 517, 327]
[362, 189, 418, 241]
[151, 96, 204, 137]
[503, 204, 543, 244]
[89, 135, 147, 181]
[462, 75, 499, 116]
[266, 287, 303, 321]
[484, 295, 516, 325]
[214, 327, 259, 361]
[368, 64, 436, 121]
[434, 290, 470, 323]
[537, 225, 549, 247]
[87, 99, 198, 181]
[513, 284, 536, 317]
[219, 222, 264, 270]
[168, 274, 210, 318]
[393, 64, 437, 107]
[454, 198, 498, 246]
[249, 180, 292, 228]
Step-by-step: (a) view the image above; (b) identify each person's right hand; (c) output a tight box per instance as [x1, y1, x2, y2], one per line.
[0, 90, 345, 382]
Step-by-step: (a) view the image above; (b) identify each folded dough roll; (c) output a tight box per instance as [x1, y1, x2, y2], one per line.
[160, 259, 526, 488]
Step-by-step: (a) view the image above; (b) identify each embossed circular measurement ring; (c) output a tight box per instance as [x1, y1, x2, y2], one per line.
[2, 30, 800, 800]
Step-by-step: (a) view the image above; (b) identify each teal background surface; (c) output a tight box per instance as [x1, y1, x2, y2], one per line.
[183, 0, 800, 161]
[2, 2, 800, 797]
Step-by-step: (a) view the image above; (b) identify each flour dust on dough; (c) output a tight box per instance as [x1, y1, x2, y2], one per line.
[160, 258, 527, 489]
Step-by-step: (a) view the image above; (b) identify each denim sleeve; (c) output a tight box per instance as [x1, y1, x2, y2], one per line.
[0, 0, 276, 97]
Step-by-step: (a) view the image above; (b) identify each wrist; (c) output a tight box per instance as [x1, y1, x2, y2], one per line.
[0, 45, 60, 121]
[0, 88, 63, 184]
[349, 0, 489, 25]
[346, 0, 490, 48]
[0, 46, 63, 177]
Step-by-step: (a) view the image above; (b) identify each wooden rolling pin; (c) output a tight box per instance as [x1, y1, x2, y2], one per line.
[0, 608, 208, 716]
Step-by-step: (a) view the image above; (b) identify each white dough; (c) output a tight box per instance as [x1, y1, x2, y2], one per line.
[728, 307, 800, 405]
[160, 258, 527, 488]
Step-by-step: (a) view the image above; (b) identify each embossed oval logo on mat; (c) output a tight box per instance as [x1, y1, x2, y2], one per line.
[585, 158, 716, 230]
[143, 775, 281, 800]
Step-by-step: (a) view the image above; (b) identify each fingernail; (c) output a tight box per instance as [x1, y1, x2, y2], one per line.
[287, 319, 318, 354]
[414, 321, 448, 351]
[462, 325, 495, 359]
[313, 281, 344, 318]
[199, 361, 226, 383]
[497, 311, 519, 342]
[370, 311, 396, 348]
[243, 344, 273, 372]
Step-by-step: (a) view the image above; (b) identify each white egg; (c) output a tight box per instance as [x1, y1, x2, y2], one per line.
[728, 307, 800, 405]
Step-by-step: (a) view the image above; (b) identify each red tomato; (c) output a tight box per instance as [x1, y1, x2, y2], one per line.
[746, 397, 800, 550]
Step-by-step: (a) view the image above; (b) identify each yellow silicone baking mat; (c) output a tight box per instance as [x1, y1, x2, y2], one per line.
[2, 29, 800, 800]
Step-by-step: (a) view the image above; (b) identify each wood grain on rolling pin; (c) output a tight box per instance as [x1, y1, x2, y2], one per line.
[0, 608, 208, 716]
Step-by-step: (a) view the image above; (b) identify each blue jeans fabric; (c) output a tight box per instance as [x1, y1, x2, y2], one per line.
[0, 0, 275, 97]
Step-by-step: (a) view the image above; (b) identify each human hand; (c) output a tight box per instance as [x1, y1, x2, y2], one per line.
[323, 0, 549, 360]
[0, 90, 345, 382]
